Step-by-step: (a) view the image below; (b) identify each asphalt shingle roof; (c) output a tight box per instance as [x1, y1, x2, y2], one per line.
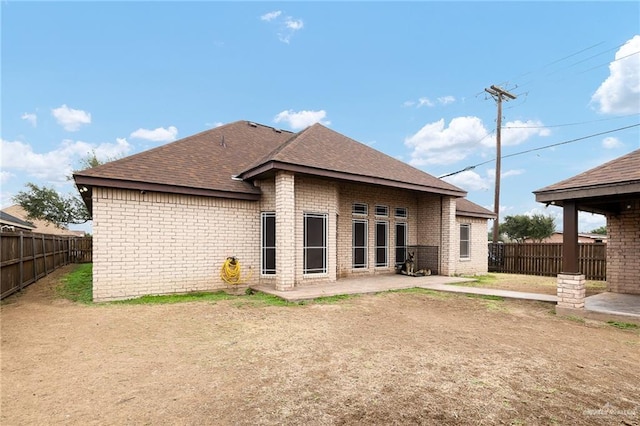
[455, 198, 496, 219]
[241, 123, 465, 195]
[535, 148, 640, 194]
[75, 120, 465, 198]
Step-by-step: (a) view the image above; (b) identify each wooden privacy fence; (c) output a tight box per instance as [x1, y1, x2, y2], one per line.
[0, 232, 92, 300]
[488, 242, 606, 280]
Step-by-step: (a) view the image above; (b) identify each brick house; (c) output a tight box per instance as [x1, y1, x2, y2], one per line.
[534, 148, 640, 313]
[74, 121, 494, 301]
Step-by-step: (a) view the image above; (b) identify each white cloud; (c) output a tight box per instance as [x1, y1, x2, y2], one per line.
[404, 96, 456, 108]
[444, 167, 523, 193]
[51, 104, 91, 131]
[443, 170, 490, 191]
[261, 10, 282, 21]
[405, 116, 489, 165]
[602, 136, 623, 149]
[0, 137, 131, 184]
[21, 112, 37, 127]
[438, 96, 456, 105]
[487, 168, 525, 179]
[591, 35, 640, 114]
[206, 122, 224, 128]
[261, 10, 304, 43]
[486, 120, 551, 147]
[417, 97, 434, 108]
[285, 18, 303, 30]
[130, 126, 178, 142]
[274, 109, 330, 130]
[1, 171, 14, 183]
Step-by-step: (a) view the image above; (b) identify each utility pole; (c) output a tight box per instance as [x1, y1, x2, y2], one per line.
[485, 85, 516, 243]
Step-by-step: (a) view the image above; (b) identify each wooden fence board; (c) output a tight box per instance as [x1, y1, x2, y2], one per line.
[0, 231, 92, 300]
[488, 242, 606, 280]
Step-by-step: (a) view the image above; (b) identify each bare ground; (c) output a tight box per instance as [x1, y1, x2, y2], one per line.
[459, 273, 608, 297]
[1, 266, 638, 426]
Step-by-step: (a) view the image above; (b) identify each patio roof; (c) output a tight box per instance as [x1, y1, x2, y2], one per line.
[534, 148, 640, 215]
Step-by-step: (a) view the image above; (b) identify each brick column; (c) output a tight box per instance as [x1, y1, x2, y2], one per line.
[557, 273, 586, 311]
[440, 197, 457, 276]
[275, 171, 295, 291]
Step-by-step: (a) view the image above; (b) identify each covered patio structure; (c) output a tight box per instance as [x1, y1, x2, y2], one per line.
[534, 149, 640, 323]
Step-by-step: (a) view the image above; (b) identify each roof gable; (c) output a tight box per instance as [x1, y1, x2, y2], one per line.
[456, 198, 496, 219]
[241, 123, 465, 196]
[535, 149, 640, 197]
[74, 121, 294, 197]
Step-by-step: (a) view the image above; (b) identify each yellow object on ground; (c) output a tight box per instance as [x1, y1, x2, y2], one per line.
[220, 257, 252, 285]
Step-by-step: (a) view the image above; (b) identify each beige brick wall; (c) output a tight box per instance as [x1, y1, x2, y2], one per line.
[92, 179, 491, 299]
[454, 215, 490, 276]
[606, 200, 640, 295]
[337, 183, 418, 278]
[294, 176, 339, 285]
[92, 188, 260, 301]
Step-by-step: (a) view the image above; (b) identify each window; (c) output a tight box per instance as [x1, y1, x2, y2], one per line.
[395, 222, 407, 267]
[352, 203, 368, 216]
[375, 221, 388, 267]
[460, 223, 470, 259]
[375, 205, 389, 217]
[261, 212, 276, 275]
[304, 213, 327, 274]
[352, 220, 368, 268]
[395, 207, 407, 219]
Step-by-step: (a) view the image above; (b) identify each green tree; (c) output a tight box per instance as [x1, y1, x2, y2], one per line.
[14, 151, 109, 227]
[499, 214, 555, 243]
[13, 183, 91, 227]
[590, 225, 607, 235]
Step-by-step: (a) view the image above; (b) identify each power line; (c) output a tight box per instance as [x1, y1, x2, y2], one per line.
[438, 123, 640, 179]
[503, 113, 640, 129]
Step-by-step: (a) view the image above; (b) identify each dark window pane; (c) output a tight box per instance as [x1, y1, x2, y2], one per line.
[306, 216, 324, 247]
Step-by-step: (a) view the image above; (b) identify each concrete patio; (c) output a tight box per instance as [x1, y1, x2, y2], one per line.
[252, 274, 640, 325]
[251, 274, 557, 303]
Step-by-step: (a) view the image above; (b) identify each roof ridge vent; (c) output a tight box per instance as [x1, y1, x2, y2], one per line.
[248, 121, 258, 127]
[273, 128, 282, 133]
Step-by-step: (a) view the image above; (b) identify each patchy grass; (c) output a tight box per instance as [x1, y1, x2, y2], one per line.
[607, 321, 639, 330]
[457, 273, 606, 296]
[56, 263, 93, 303]
[112, 291, 237, 305]
[389, 287, 453, 299]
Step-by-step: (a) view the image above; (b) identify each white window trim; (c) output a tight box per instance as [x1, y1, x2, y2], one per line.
[352, 219, 368, 269]
[395, 207, 408, 219]
[460, 223, 471, 260]
[352, 202, 368, 216]
[261, 212, 276, 276]
[375, 205, 389, 217]
[304, 212, 328, 275]
[375, 220, 389, 268]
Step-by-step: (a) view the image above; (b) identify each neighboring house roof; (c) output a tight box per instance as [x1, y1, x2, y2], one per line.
[1, 205, 85, 236]
[75, 120, 467, 213]
[0, 210, 36, 231]
[534, 148, 640, 214]
[455, 198, 496, 219]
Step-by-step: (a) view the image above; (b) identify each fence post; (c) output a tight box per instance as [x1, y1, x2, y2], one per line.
[19, 231, 24, 290]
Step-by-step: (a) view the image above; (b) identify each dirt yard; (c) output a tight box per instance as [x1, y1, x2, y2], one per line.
[1, 266, 638, 425]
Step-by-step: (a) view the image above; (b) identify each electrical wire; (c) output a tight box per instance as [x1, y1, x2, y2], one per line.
[438, 123, 640, 178]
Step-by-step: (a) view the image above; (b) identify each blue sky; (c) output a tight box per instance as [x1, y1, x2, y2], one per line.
[2, 1, 639, 234]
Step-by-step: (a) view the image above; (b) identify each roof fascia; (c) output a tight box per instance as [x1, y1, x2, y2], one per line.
[73, 175, 262, 201]
[240, 161, 467, 197]
[534, 181, 640, 203]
